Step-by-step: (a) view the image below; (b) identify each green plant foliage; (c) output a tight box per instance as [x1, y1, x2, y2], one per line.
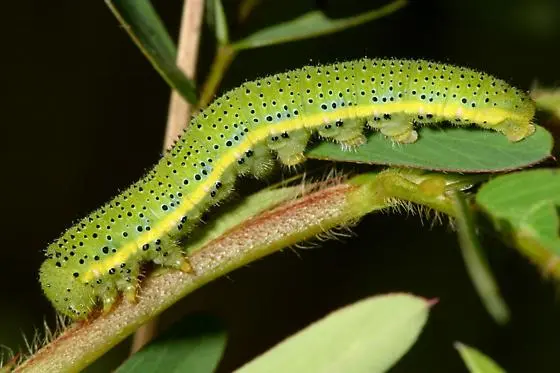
[116, 314, 227, 373]
[452, 193, 510, 324]
[307, 126, 553, 172]
[105, 0, 197, 103]
[532, 87, 560, 119]
[455, 343, 506, 373]
[236, 293, 433, 373]
[476, 169, 560, 267]
[206, 0, 229, 45]
[231, 0, 407, 50]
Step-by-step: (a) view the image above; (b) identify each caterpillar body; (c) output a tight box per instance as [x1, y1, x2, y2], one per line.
[40, 58, 536, 318]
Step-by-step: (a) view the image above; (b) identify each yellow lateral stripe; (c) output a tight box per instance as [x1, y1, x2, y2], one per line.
[83, 101, 522, 280]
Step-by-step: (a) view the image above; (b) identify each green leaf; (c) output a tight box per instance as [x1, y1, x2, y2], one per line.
[185, 184, 304, 254]
[455, 342, 506, 373]
[307, 126, 553, 173]
[116, 314, 227, 373]
[231, 0, 407, 50]
[452, 193, 510, 325]
[206, 0, 229, 44]
[476, 169, 560, 266]
[236, 293, 433, 373]
[106, 0, 197, 103]
[213, 0, 229, 44]
[532, 87, 560, 119]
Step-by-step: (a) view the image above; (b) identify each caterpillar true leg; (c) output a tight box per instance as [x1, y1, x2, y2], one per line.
[151, 237, 194, 273]
[101, 285, 118, 314]
[167, 255, 194, 273]
[117, 263, 140, 303]
[122, 283, 138, 303]
[160, 250, 194, 273]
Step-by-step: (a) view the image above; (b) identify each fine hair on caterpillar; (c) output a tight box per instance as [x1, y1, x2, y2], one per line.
[39, 58, 536, 319]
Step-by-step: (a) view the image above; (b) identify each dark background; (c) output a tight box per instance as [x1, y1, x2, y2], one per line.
[1, 0, 559, 371]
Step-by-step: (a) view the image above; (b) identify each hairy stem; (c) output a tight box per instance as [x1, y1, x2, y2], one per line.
[15, 170, 464, 373]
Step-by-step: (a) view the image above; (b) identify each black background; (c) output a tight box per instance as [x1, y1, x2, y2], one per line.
[1, 0, 559, 371]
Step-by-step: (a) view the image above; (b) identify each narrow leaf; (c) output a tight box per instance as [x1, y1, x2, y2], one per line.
[213, 0, 229, 44]
[307, 126, 553, 173]
[452, 193, 510, 324]
[116, 314, 227, 373]
[231, 0, 407, 50]
[236, 293, 433, 373]
[106, 0, 197, 103]
[455, 342, 506, 373]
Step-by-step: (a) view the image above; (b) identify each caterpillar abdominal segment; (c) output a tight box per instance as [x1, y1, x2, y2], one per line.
[39, 58, 536, 319]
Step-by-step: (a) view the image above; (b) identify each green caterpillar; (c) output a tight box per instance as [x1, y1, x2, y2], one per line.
[40, 58, 536, 318]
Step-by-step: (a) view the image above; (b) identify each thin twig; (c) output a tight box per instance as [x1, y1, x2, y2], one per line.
[131, 0, 206, 353]
[163, 0, 205, 150]
[196, 44, 237, 111]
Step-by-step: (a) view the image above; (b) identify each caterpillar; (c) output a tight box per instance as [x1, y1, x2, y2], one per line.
[40, 58, 536, 319]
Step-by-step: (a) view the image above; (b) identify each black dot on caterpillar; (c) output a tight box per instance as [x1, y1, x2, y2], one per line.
[39, 58, 536, 319]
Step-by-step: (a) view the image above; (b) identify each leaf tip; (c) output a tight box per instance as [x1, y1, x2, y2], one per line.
[427, 297, 440, 307]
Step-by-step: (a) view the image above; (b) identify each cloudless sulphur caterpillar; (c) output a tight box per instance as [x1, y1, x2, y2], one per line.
[40, 58, 536, 318]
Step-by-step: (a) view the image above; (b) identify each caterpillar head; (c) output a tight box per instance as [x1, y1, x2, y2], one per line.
[508, 88, 537, 124]
[39, 258, 95, 319]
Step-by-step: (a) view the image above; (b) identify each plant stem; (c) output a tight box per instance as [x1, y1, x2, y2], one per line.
[132, 0, 206, 353]
[163, 0, 205, 150]
[14, 170, 465, 373]
[196, 44, 238, 110]
[133, 0, 261, 354]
